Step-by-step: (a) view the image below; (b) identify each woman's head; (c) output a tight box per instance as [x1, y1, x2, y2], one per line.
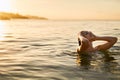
[80, 31, 95, 41]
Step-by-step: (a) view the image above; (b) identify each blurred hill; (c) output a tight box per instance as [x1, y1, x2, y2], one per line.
[0, 12, 48, 20]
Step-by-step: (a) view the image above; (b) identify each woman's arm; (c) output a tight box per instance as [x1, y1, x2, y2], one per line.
[94, 36, 118, 51]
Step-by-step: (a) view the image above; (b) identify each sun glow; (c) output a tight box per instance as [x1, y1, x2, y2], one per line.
[0, 0, 12, 12]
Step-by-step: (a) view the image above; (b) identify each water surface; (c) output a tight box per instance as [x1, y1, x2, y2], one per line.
[0, 20, 120, 80]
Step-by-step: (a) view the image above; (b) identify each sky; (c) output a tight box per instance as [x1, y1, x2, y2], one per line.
[0, 0, 120, 20]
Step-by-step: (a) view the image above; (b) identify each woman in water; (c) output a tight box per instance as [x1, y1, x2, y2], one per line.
[77, 31, 118, 66]
[77, 31, 117, 53]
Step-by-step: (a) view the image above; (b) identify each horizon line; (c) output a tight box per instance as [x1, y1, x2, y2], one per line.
[1, 11, 120, 21]
[50, 19, 120, 21]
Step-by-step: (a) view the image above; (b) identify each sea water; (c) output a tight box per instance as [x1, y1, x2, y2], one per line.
[0, 20, 119, 80]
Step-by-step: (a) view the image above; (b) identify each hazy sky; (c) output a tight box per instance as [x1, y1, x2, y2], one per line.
[0, 0, 120, 20]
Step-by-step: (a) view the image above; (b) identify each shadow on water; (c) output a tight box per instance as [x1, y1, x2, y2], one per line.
[74, 50, 120, 80]
[77, 51, 117, 69]
[76, 53, 91, 69]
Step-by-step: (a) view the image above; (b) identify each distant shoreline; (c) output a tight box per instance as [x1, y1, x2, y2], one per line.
[0, 12, 48, 20]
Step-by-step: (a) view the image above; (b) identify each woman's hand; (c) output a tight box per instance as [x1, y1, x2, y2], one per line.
[78, 31, 97, 41]
[89, 32, 97, 41]
[78, 31, 89, 42]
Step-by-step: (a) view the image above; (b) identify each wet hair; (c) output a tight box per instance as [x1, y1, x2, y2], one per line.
[78, 39, 81, 46]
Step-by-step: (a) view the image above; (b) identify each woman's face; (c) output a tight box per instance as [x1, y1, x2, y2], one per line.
[81, 31, 95, 41]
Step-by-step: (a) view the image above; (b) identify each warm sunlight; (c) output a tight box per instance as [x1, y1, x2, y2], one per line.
[0, 0, 12, 12]
[0, 0, 119, 20]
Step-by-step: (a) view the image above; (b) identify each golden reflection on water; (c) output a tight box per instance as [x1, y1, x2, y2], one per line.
[0, 21, 6, 41]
